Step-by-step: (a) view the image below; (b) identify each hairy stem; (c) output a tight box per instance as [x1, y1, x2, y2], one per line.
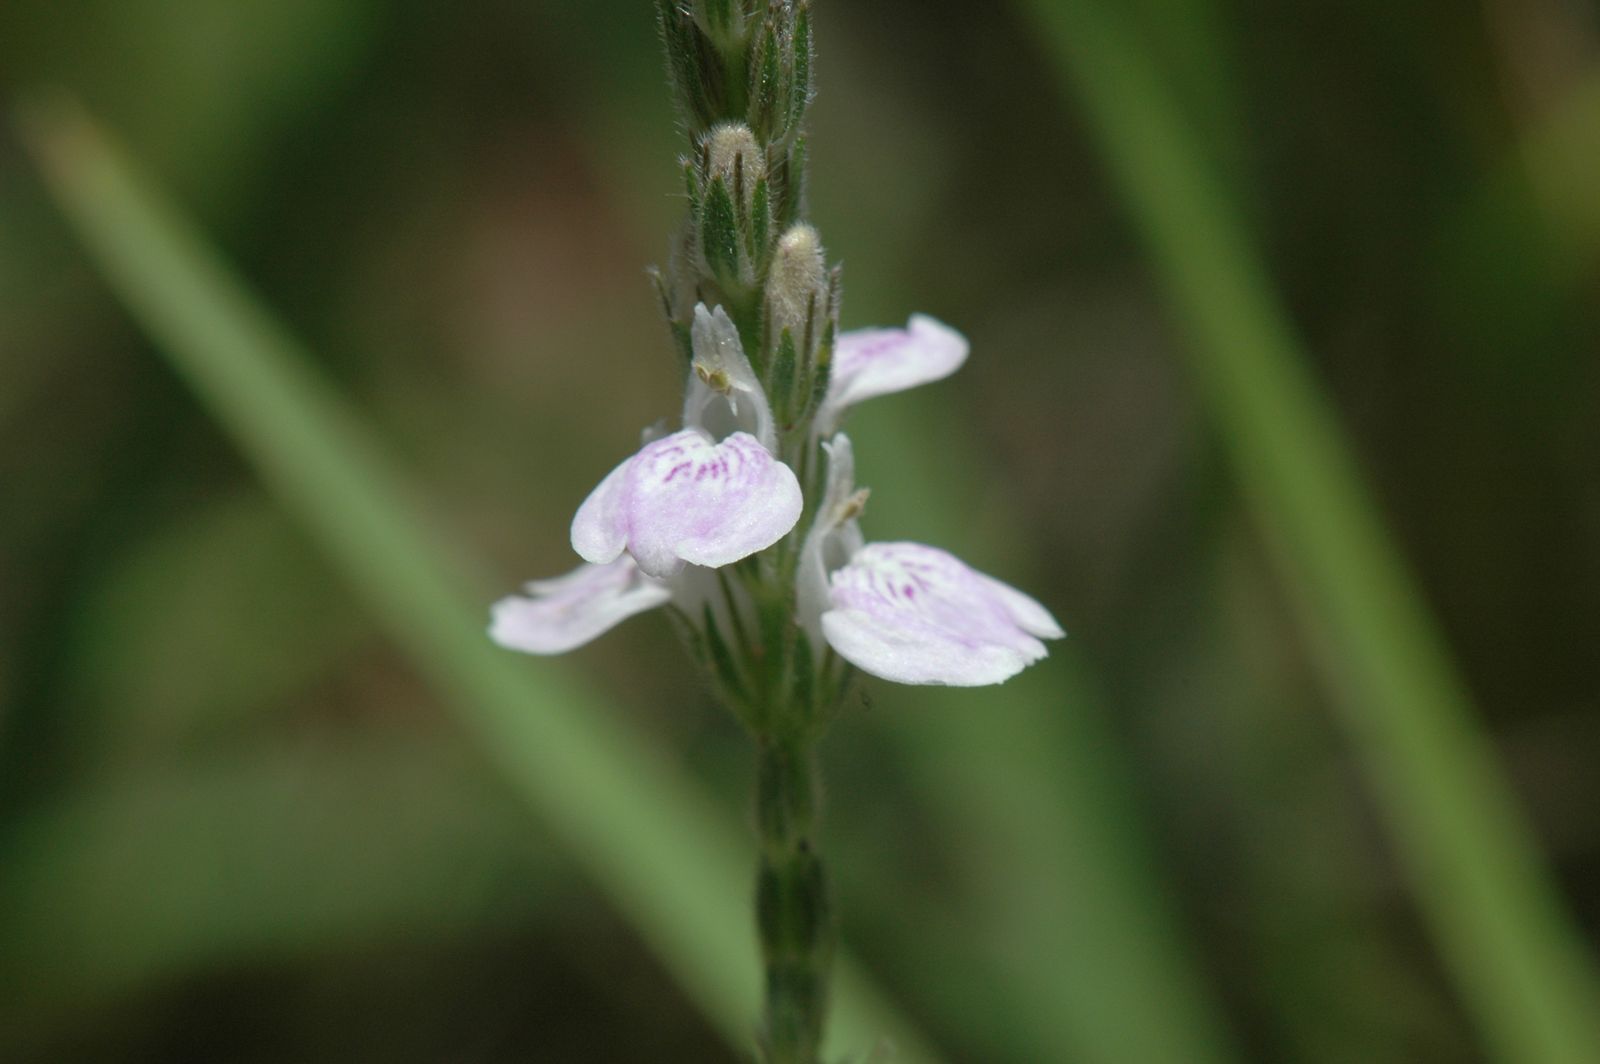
[656, 4, 839, 1055]
[754, 734, 832, 1063]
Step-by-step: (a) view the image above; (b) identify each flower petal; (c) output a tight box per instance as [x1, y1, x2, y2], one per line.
[569, 459, 630, 565]
[820, 542, 1062, 686]
[977, 572, 1065, 639]
[489, 556, 672, 655]
[684, 303, 776, 451]
[571, 428, 802, 579]
[796, 434, 866, 642]
[820, 314, 969, 428]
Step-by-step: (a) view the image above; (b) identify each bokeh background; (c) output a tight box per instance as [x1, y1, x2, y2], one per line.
[3, 1, 1598, 1061]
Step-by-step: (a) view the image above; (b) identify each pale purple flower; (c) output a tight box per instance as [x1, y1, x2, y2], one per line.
[489, 555, 672, 654]
[817, 314, 969, 433]
[799, 433, 1062, 686]
[572, 428, 801, 579]
[569, 303, 802, 580]
[822, 542, 1063, 686]
[492, 303, 801, 656]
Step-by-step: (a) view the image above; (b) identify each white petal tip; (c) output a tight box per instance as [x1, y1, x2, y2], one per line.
[823, 314, 971, 420]
[488, 557, 671, 656]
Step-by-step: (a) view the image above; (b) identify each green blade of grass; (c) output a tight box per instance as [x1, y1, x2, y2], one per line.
[1014, 4, 1600, 1062]
[853, 403, 1239, 1064]
[17, 96, 942, 1064]
[0, 740, 553, 1018]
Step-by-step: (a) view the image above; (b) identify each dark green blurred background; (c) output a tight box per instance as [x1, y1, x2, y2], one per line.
[2, 1, 1598, 1061]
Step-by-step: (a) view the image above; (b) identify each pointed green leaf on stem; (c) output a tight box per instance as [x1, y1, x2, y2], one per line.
[700, 173, 744, 287]
[770, 327, 798, 425]
[775, 138, 806, 231]
[787, 5, 813, 136]
[750, 21, 782, 141]
[750, 175, 772, 265]
[657, 0, 717, 131]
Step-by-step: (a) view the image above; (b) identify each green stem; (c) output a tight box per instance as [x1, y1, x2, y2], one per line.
[670, 9, 839, 1057]
[754, 734, 833, 1064]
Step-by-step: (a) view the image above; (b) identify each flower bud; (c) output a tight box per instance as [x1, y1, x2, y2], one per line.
[766, 224, 825, 345]
[761, 224, 828, 425]
[705, 123, 765, 214]
[696, 124, 770, 290]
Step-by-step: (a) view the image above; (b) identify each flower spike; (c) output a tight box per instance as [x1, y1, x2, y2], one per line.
[494, 6, 1067, 1057]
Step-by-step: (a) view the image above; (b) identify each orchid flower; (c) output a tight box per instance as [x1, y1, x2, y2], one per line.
[490, 304, 798, 651]
[572, 304, 800, 580]
[798, 434, 1063, 686]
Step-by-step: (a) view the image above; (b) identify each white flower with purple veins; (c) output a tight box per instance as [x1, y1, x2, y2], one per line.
[491, 303, 798, 651]
[573, 305, 800, 579]
[571, 430, 798, 578]
[798, 434, 1063, 686]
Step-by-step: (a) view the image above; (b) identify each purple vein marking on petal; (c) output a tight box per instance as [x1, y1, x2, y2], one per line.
[602, 428, 803, 577]
[820, 541, 1062, 685]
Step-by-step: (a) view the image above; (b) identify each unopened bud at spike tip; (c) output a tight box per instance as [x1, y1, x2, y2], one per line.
[705, 123, 766, 213]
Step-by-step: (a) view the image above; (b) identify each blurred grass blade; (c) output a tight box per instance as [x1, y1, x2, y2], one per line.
[0, 741, 552, 1016]
[1515, 72, 1600, 254]
[17, 96, 942, 1064]
[1441, 70, 1600, 349]
[1015, 4, 1600, 1062]
[855, 405, 1239, 1064]
[1127, 0, 1248, 200]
